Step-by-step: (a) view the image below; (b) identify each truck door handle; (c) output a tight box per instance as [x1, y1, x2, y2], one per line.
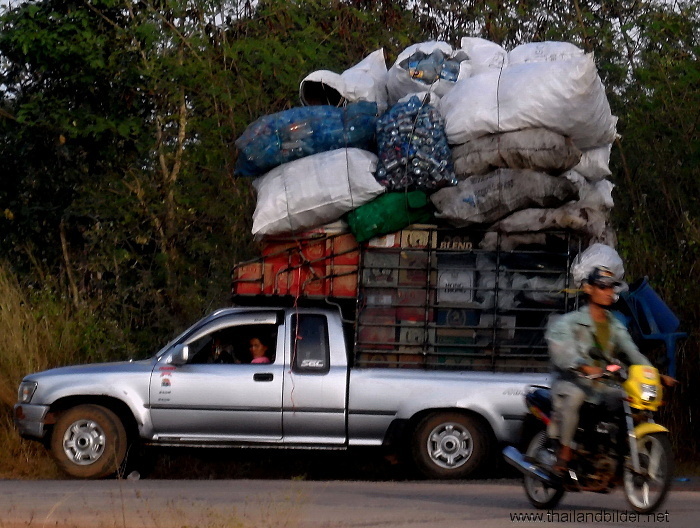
[253, 373, 273, 382]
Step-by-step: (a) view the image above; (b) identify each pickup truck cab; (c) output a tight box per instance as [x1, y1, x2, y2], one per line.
[15, 306, 548, 479]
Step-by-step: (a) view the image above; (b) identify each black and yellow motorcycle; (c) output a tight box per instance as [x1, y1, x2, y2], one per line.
[504, 363, 673, 514]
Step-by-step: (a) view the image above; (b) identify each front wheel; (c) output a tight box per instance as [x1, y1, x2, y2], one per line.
[50, 404, 128, 479]
[523, 431, 565, 509]
[411, 412, 490, 479]
[624, 432, 673, 514]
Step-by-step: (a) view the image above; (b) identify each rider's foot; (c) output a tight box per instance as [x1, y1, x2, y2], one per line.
[552, 445, 573, 476]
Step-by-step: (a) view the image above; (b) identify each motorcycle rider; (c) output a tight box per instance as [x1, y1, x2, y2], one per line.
[545, 265, 676, 476]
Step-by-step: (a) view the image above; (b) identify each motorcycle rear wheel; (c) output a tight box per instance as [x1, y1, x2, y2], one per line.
[523, 431, 565, 509]
[624, 432, 673, 514]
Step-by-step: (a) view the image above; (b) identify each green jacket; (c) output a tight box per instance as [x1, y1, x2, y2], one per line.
[545, 305, 651, 382]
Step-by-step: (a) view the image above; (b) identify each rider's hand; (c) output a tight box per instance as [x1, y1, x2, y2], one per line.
[580, 365, 604, 376]
[660, 374, 678, 387]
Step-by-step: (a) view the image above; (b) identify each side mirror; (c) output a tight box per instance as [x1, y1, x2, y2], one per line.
[169, 344, 190, 366]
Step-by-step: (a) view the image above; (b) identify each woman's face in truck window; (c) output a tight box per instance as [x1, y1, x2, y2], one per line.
[249, 338, 268, 360]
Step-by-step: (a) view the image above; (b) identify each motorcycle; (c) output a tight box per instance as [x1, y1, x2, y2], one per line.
[503, 363, 673, 514]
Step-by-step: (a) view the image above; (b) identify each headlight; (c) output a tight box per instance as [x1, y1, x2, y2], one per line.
[640, 383, 658, 402]
[18, 381, 38, 403]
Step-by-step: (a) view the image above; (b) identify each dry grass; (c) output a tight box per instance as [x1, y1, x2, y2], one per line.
[0, 262, 92, 479]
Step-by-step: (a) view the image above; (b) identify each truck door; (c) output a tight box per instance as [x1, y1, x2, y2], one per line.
[149, 312, 284, 441]
[282, 313, 348, 444]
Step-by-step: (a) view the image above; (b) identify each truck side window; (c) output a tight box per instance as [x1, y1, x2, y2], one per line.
[291, 314, 330, 374]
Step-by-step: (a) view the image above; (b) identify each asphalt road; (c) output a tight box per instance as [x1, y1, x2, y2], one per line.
[1, 478, 699, 528]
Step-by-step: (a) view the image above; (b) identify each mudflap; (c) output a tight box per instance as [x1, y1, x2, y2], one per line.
[503, 446, 559, 487]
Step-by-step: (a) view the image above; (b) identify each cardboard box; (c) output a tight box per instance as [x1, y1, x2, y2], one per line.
[362, 252, 400, 287]
[357, 352, 398, 368]
[395, 288, 434, 322]
[327, 233, 359, 266]
[398, 250, 433, 287]
[363, 288, 395, 306]
[397, 353, 424, 368]
[435, 328, 477, 354]
[478, 314, 517, 340]
[367, 232, 400, 248]
[265, 263, 326, 296]
[357, 307, 396, 349]
[325, 264, 358, 297]
[436, 308, 480, 328]
[233, 263, 263, 295]
[400, 225, 437, 249]
[437, 268, 475, 305]
[435, 230, 481, 252]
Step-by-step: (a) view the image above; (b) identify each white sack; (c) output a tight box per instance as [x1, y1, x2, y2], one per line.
[479, 231, 549, 251]
[252, 148, 383, 237]
[386, 41, 470, 104]
[430, 168, 577, 227]
[570, 242, 624, 286]
[508, 41, 585, 64]
[452, 128, 582, 177]
[563, 172, 615, 209]
[492, 203, 609, 239]
[511, 273, 567, 304]
[300, 49, 389, 113]
[571, 144, 612, 181]
[459, 37, 507, 76]
[439, 53, 618, 150]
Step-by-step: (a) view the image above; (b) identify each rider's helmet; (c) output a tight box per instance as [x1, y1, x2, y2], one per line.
[586, 266, 621, 288]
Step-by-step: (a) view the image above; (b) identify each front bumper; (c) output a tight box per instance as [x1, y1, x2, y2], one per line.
[14, 403, 51, 439]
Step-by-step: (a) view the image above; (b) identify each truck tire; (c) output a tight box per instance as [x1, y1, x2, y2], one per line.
[50, 404, 128, 479]
[412, 412, 490, 479]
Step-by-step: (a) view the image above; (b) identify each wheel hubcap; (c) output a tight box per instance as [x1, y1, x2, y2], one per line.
[62, 419, 106, 465]
[427, 422, 472, 469]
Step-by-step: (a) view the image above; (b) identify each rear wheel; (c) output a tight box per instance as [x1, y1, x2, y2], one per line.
[50, 404, 128, 479]
[523, 431, 565, 509]
[624, 432, 673, 514]
[412, 412, 490, 479]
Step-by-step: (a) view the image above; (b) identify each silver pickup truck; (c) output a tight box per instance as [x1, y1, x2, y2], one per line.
[15, 306, 548, 479]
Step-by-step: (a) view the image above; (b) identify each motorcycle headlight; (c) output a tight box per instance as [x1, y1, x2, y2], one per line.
[640, 383, 658, 402]
[18, 381, 38, 404]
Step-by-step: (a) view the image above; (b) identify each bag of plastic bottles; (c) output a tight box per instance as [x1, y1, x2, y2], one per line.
[375, 96, 456, 193]
[430, 168, 577, 227]
[251, 148, 383, 237]
[235, 101, 378, 177]
[451, 128, 582, 177]
[439, 53, 617, 150]
[346, 191, 434, 242]
[386, 41, 470, 104]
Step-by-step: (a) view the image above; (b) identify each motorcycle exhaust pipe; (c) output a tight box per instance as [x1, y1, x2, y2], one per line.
[502, 446, 557, 486]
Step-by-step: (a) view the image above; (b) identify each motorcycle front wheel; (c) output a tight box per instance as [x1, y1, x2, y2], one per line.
[624, 432, 673, 514]
[523, 431, 565, 509]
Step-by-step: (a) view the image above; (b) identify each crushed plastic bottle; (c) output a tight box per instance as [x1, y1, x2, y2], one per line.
[375, 96, 456, 193]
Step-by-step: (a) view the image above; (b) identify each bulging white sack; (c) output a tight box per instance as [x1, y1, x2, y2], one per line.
[570, 243, 624, 286]
[439, 53, 617, 150]
[571, 144, 613, 181]
[252, 148, 383, 237]
[452, 128, 582, 177]
[300, 49, 389, 113]
[508, 41, 585, 64]
[459, 37, 507, 76]
[430, 168, 577, 227]
[492, 203, 609, 239]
